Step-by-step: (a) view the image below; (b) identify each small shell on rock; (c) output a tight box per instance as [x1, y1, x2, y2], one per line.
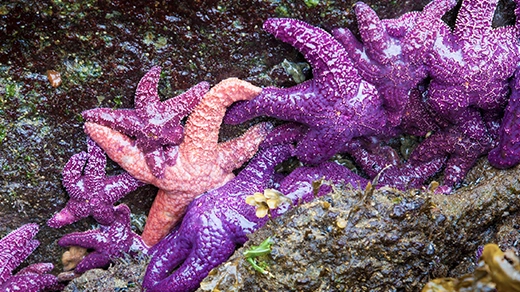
[46, 70, 62, 87]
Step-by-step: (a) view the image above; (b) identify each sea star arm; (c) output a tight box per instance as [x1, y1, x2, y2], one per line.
[409, 112, 493, 191]
[58, 204, 148, 274]
[0, 224, 40, 283]
[403, 0, 456, 61]
[350, 2, 394, 65]
[225, 18, 364, 125]
[217, 123, 274, 173]
[135, 66, 209, 125]
[2, 263, 59, 292]
[160, 81, 209, 120]
[331, 27, 381, 82]
[224, 81, 319, 125]
[84, 122, 156, 183]
[82, 108, 142, 138]
[0, 224, 58, 291]
[272, 161, 368, 213]
[489, 71, 520, 169]
[516, 0, 520, 30]
[260, 122, 307, 148]
[60, 151, 88, 196]
[344, 138, 444, 190]
[84, 136, 107, 186]
[102, 172, 145, 204]
[263, 18, 362, 87]
[181, 78, 263, 157]
[455, 0, 496, 39]
[145, 222, 237, 292]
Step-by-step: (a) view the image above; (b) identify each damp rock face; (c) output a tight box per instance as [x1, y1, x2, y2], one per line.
[63, 253, 149, 292]
[198, 161, 520, 291]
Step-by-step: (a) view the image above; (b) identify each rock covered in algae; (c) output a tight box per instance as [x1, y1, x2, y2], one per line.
[197, 160, 520, 291]
[63, 252, 149, 291]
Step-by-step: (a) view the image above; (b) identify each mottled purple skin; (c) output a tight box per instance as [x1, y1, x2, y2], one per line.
[489, 70, 520, 169]
[0, 224, 58, 292]
[142, 144, 367, 292]
[225, 18, 386, 164]
[427, 0, 520, 119]
[47, 138, 145, 228]
[403, 0, 520, 189]
[82, 66, 209, 177]
[58, 204, 148, 274]
[332, 0, 456, 128]
[409, 110, 495, 192]
[398, 88, 444, 137]
[344, 137, 444, 190]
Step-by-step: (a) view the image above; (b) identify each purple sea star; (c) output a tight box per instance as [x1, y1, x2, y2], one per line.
[47, 138, 145, 228]
[426, 0, 520, 119]
[0, 224, 58, 292]
[82, 66, 209, 178]
[58, 204, 148, 274]
[224, 18, 386, 164]
[402, 0, 520, 189]
[332, 0, 456, 128]
[344, 137, 445, 190]
[142, 143, 366, 292]
[489, 70, 520, 169]
[409, 110, 495, 191]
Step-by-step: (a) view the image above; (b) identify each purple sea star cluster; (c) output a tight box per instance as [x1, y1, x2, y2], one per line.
[224, 18, 386, 164]
[46, 138, 149, 276]
[35, 0, 520, 291]
[226, 0, 520, 193]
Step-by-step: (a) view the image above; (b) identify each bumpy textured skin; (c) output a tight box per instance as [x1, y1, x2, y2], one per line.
[58, 204, 148, 274]
[82, 66, 209, 178]
[143, 144, 366, 292]
[426, 0, 520, 119]
[0, 224, 58, 292]
[344, 138, 445, 190]
[406, 0, 520, 188]
[85, 78, 271, 246]
[47, 138, 145, 228]
[332, 0, 456, 128]
[489, 71, 520, 168]
[224, 18, 386, 164]
[410, 112, 495, 192]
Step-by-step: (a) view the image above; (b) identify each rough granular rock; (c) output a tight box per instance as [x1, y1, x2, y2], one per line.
[198, 161, 520, 291]
[63, 253, 149, 291]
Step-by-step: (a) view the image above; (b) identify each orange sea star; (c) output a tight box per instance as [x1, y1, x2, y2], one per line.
[84, 78, 270, 246]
